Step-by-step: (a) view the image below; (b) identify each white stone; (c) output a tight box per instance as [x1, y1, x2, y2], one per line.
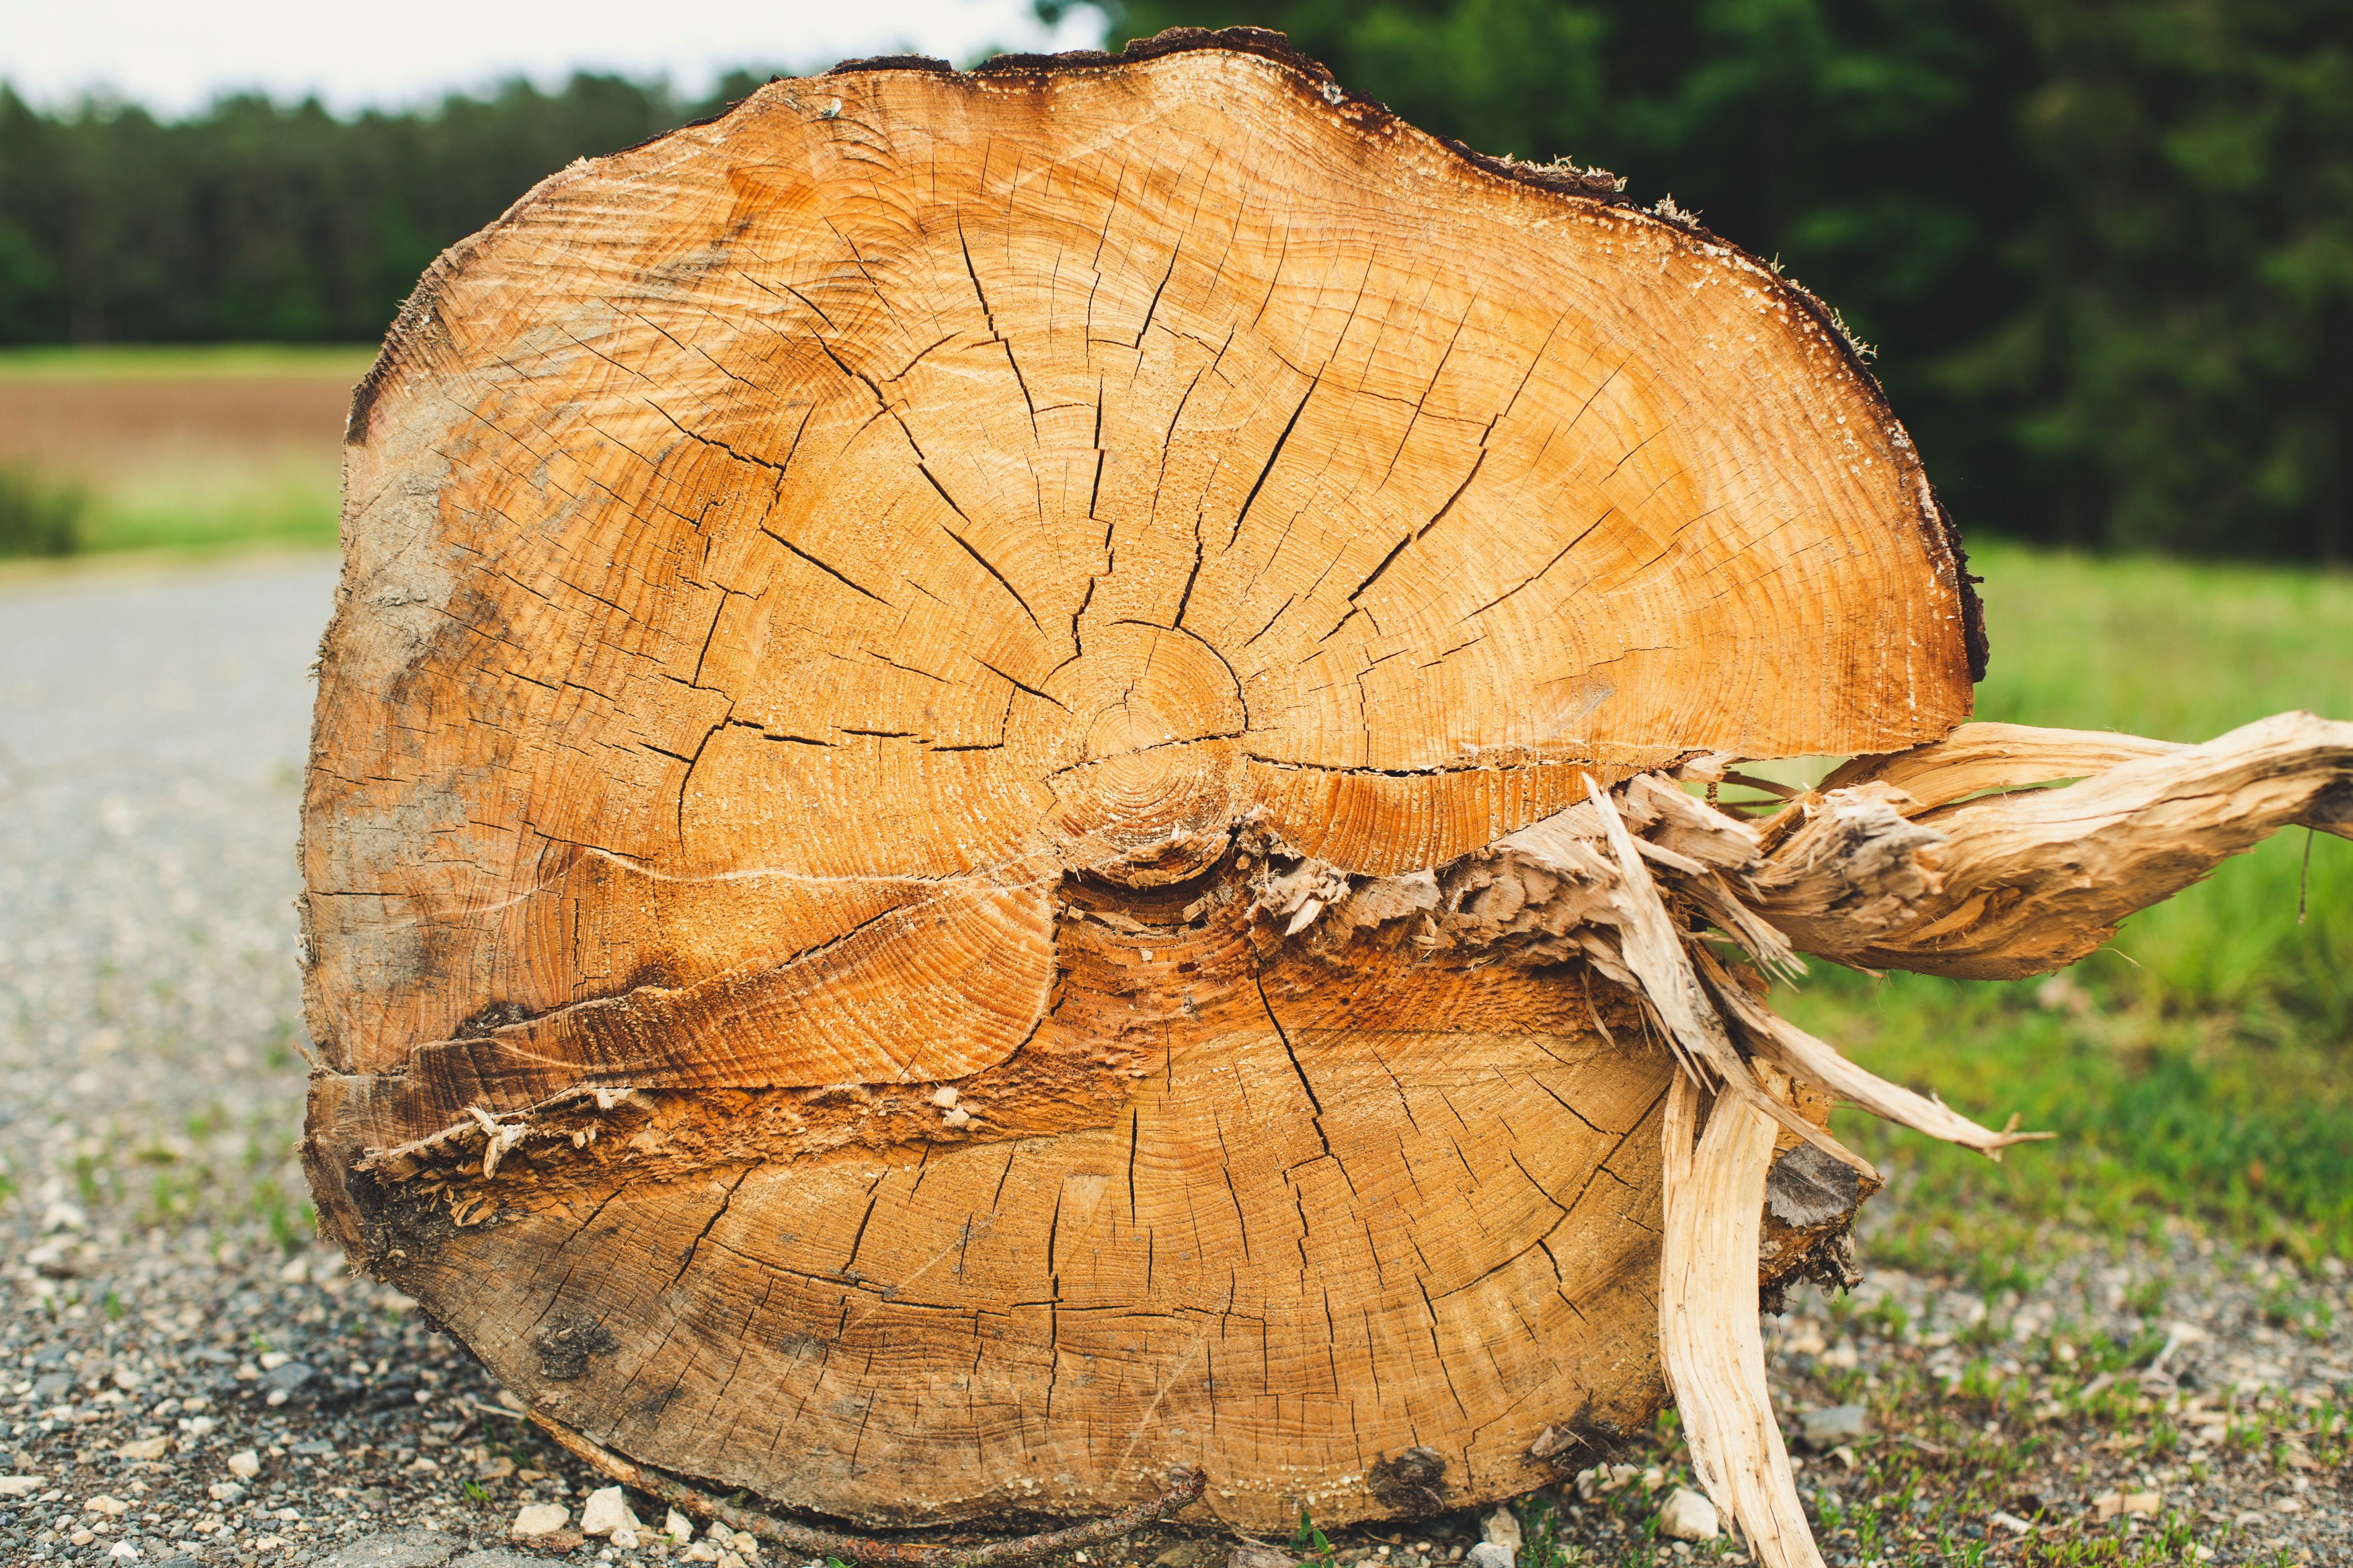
[930, 1086, 960, 1108]
[1228, 1546, 1295, 1568]
[1656, 1487, 1718, 1542]
[117, 1438, 171, 1461]
[680, 1544, 721, 1564]
[83, 1496, 130, 1517]
[0, 1477, 46, 1498]
[108, 1543, 140, 1561]
[1481, 1508, 1523, 1554]
[666, 1509, 696, 1544]
[1465, 1544, 1512, 1568]
[613, 1526, 642, 1549]
[513, 1502, 571, 1537]
[226, 1450, 262, 1481]
[1800, 1404, 1868, 1448]
[580, 1485, 641, 1537]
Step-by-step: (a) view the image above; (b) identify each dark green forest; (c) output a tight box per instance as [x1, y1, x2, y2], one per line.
[0, 71, 768, 347]
[2, 0, 2348, 559]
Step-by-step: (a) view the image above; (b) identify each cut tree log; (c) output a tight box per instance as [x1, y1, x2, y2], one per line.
[296, 28, 2353, 1564]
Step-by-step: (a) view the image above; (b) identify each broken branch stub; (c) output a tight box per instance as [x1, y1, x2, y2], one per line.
[1790, 712, 2353, 978]
[296, 24, 2352, 1564]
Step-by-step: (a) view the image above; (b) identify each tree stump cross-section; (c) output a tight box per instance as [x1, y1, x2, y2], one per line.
[303, 26, 2019, 1543]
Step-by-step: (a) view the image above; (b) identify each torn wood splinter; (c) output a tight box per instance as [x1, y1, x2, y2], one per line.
[1661, 1075, 1819, 1568]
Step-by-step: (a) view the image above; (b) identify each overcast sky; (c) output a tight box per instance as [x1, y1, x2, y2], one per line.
[0, 0, 1111, 116]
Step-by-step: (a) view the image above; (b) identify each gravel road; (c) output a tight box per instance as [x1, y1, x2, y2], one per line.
[0, 555, 549, 1566]
[1, 554, 2345, 1568]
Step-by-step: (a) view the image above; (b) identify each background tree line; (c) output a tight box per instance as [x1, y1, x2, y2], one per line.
[1, 0, 2348, 559]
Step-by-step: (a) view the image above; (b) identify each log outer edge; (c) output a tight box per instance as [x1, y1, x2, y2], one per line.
[337, 26, 1983, 668]
[530, 1409, 1207, 1567]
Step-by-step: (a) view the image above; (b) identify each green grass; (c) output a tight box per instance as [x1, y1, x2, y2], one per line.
[0, 466, 86, 554]
[0, 454, 343, 559]
[1478, 1283, 2350, 1567]
[0, 342, 377, 380]
[75, 452, 343, 552]
[1777, 542, 2353, 1264]
[0, 343, 358, 559]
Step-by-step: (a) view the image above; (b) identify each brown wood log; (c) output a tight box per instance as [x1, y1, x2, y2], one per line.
[298, 29, 1988, 1534]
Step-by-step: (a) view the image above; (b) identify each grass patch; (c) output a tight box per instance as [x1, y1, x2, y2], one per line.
[1431, 1292, 2349, 1566]
[1777, 542, 2353, 1262]
[0, 343, 354, 556]
[0, 342, 377, 380]
[1796, 985, 2353, 1265]
[74, 452, 342, 553]
[0, 466, 88, 555]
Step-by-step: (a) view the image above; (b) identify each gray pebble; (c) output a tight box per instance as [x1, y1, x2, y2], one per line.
[266, 1360, 317, 1391]
[314, 1529, 459, 1568]
[1800, 1402, 1869, 1448]
[1466, 1543, 1514, 1568]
